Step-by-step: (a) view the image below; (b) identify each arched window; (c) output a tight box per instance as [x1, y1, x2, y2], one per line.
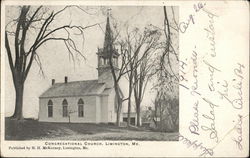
[78, 99, 84, 117]
[47, 100, 53, 117]
[62, 99, 68, 117]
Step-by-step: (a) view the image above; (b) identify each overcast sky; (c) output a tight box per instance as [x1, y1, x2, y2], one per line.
[4, 6, 178, 118]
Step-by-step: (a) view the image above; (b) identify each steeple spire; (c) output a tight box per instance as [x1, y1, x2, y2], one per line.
[97, 9, 119, 86]
[103, 8, 113, 53]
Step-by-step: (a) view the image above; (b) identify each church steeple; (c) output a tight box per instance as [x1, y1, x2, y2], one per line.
[101, 10, 118, 57]
[103, 14, 113, 53]
[97, 10, 119, 87]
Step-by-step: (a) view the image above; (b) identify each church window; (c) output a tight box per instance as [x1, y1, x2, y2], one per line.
[48, 100, 53, 117]
[62, 99, 68, 117]
[78, 99, 84, 117]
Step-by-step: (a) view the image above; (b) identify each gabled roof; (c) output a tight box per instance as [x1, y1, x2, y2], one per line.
[39, 80, 106, 98]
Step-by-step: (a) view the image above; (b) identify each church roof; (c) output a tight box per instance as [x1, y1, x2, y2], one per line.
[39, 80, 107, 98]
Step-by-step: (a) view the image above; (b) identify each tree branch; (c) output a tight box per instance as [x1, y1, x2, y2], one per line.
[5, 32, 15, 79]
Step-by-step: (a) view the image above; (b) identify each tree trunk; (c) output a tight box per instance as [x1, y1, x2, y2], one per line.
[136, 105, 141, 126]
[127, 81, 133, 127]
[115, 91, 122, 126]
[12, 83, 24, 120]
[116, 111, 120, 126]
[127, 98, 131, 127]
[116, 100, 122, 126]
[160, 101, 163, 132]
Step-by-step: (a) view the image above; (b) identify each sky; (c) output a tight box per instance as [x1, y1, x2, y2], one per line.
[4, 6, 178, 118]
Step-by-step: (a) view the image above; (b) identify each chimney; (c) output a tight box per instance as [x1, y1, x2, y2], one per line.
[64, 76, 68, 83]
[52, 79, 55, 85]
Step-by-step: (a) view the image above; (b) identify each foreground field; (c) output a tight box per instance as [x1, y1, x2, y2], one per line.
[5, 118, 178, 141]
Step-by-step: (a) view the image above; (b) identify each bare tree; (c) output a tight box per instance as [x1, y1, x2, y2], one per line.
[152, 6, 179, 131]
[111, 25, 160, 127]
[5, 5, 100, 120]
[108, 47, 129, 126]
[133, 55, 153, 126]
[131, 27, 161, 126]
[121, 27, 142, 127]
[106, 22, 128, 126]
[101, 14, 140, 126]
[106, 9, 163, 127]
[123, 27, 145, 127]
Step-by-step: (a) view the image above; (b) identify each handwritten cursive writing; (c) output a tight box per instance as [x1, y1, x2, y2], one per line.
[232, 63, 244, 109]
[217, 63, 244, 109]
[189, 101, 200, 135]
[178, 134, 214, 157]
[203, 60, 221, 92]
[190, 48, 201, 96]
[217, 80, 229, 99]
[179, 15, 195, 33]
[232, 114, 243, 150]
[201, 98, 219, 143]
[178, 2, 206, 33]
[203, 8, 218, 57]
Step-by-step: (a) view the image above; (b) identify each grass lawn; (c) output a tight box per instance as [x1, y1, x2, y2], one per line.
[5, 118, 178, 141]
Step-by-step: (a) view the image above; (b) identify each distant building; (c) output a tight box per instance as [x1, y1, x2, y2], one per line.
[38, 15, 123, 123]
[122, 112, 141, 126]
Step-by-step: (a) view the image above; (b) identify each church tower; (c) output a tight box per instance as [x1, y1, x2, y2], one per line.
[97, 12, 119, 88]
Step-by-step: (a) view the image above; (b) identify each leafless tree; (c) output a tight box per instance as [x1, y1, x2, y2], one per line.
[106, 23, 128, 126]
[5, 5, 100, 120]
[100, 13, 140, 127]
[131, 27, 161, 126]
[110, 25, 160, 127]
[106, 7, 173, 127]
[152, 6, 179, 131]
[155, 6, 179, 87]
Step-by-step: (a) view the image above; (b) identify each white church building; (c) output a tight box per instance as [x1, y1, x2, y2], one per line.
[38, 15, 124, 123]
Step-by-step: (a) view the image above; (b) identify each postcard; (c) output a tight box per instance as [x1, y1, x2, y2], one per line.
[0, 0, 249, 157]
